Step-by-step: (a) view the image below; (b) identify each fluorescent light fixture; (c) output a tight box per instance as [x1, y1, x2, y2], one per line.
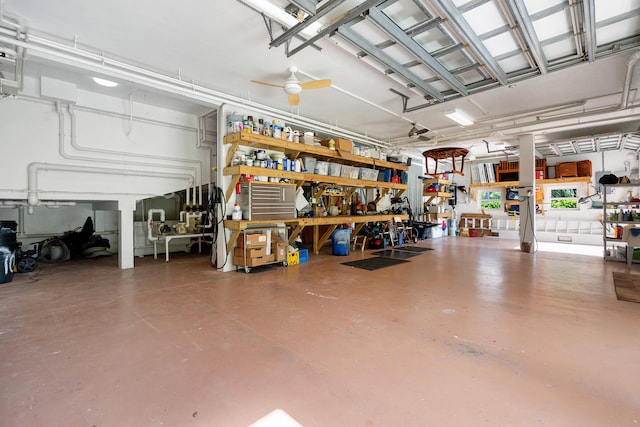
[444, 109, 474, 126]
[92, 77, 118, 87]
[241, 0, 322, 38]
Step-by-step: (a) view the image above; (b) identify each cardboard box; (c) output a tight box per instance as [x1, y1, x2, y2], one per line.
[233, 246, 267, 258]
[273, 241, 287, 262]
[320, 137, 353, 153]
[237, 233, 268, 248]
[233, 253, 275, 268]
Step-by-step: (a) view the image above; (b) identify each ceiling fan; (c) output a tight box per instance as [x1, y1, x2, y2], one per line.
[251, 66, 332, 106]
[408, 123, 431, 141]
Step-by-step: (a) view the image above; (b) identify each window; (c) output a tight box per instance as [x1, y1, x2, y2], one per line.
[550, 188, 578, 209]
[479, 190, 502, 209]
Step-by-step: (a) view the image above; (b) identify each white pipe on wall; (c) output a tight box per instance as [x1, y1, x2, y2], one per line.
[0, 28, 389, 148]
[53, 102, 204, 207]
[27, 162, 194, 209]
[65, 103, 204, 206]
[147, 208, 166, 242]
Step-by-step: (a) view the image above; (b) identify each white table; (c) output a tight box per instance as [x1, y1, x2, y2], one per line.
[152, 232, 214, 262]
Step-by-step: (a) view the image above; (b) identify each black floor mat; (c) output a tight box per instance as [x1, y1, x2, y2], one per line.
[393, 246, 434, 253]
[342, 257, 410, 271]
[371, 249, 420, 259]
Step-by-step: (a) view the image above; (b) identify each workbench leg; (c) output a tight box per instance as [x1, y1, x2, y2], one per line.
[165, 239, 170, 262]
[153, 241, 158, 260]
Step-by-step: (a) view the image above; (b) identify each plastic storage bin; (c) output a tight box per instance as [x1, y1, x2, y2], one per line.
[328, 162, 342, 177]
[315, 161, 329, 175]
[302, 157, 316, 174]
[332, 228, 351, 256]
[298, 248, 309, 263]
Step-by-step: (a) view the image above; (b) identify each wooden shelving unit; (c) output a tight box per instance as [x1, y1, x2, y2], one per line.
[422, 178, 453, 222]
[223, 132, 410, 256]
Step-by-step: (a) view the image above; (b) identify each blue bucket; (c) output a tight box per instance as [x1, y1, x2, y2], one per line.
[332, 228, 351, 256]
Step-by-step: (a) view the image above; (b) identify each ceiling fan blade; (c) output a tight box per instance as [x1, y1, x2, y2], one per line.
[251, 80, 284, 88]
[416, 128, 430, 135]
[288, 93, 300, 106]
[408, 123, 418, 137]
[299, 79, 332, 90]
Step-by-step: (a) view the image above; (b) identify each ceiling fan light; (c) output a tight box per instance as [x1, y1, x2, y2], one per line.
[284, 82, 302, 94]
[444, 109, 474, 126]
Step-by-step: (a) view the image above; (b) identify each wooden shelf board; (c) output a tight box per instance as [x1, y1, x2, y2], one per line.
[470, 176, 591, 189]
[223, 165, 407, 190]
[422, 178, 452, 185]
[224, 132, 408, 171]
[423, 191, 452, 198]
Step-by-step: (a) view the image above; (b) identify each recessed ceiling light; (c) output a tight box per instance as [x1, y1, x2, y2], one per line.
[92, 77, 119, 87]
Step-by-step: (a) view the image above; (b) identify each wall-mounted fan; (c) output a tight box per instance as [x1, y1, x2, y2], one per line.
[251, 66, 331, 106]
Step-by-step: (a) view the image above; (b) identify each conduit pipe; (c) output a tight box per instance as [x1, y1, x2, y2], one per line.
[147, 208, 165, 242]
[0, 28, 387, 148]
[621, 50, 640, 109]
[55, 102, 203, 207]
[66, 103, 202, 207]
[27, 162, 194, 211]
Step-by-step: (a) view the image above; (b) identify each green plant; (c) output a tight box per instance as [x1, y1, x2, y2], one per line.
[481, 201, 501, 209]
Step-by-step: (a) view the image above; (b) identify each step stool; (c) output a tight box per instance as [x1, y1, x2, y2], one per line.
[352, 235, 367, 252]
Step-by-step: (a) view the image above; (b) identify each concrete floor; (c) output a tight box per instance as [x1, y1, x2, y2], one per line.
[1, 237, 639, 426]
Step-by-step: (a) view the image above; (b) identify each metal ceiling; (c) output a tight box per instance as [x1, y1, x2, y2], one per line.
[242, 0, 640, 159]
[266, 0, 640, 109]
[536, 132, 640, 157]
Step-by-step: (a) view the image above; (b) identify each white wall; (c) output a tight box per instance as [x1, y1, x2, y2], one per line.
[0, 76, 213, 267]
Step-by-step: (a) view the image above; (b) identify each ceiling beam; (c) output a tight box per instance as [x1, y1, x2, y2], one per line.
[432, 0, 508, 85]
[289, 0, 317, 16]
[582, 0, 597, 62]
[367, 7, 468, 96]
[338, 25, 445, 102]
[269, 0, 343, 49]
[550, 143, 562, 156]
[405, 17, 443, 37]
[506, 0, 548, 74]
[286, 0, 384, 57]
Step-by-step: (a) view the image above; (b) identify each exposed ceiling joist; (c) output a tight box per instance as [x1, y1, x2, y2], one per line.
[367, 6, 468, 96]
[507, 0, 548, 74]
[338, 24, 445, 102]
[433, 0, 508, 85]
[287, 0, 383, 57]
[269, 0, 342, 49]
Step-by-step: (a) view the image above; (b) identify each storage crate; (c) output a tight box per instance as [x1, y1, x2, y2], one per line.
[557, 162, 578, 178]
[340, 164, 354, 179]
[298, 248, 308, 263]
[287, 251, 299, 266]
[358, 167, 378, 181]
[577, 160, 592, 177]
[328, 162, 342, 177]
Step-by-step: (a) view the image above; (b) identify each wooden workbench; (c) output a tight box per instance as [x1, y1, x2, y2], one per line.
[224, 213, 408, 255]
